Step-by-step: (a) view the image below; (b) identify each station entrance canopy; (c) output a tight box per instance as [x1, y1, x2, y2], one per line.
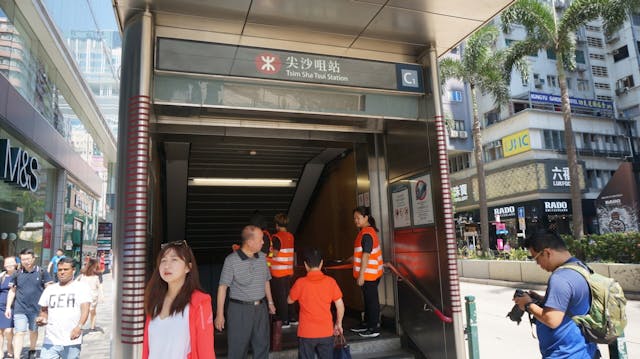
[113, 0, 515, 63]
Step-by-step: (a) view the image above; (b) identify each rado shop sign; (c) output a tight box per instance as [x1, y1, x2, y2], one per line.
[0, 139, 39, 192]
[543, 200, 570, 213]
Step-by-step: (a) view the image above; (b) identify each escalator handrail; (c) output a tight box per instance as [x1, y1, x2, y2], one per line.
[384, 263, 453, 323]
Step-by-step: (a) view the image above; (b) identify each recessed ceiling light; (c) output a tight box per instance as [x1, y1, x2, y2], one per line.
[249, 150, 257, 156]
[188, 178, 296, 187]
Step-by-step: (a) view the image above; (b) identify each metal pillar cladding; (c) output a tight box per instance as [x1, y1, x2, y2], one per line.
[465, 296, 480, 359]
[427, 46, 466, 358]
[113, 8, 153, 359]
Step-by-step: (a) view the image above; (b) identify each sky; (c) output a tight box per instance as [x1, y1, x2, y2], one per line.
[43, 0, 118, 36]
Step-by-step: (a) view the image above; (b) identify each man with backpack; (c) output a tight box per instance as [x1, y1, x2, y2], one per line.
[513, 229, 599, 359]
[5, 248, 53, 359]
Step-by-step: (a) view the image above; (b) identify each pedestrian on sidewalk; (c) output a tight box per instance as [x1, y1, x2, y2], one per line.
[142, 240, 215, 359]
[215, 225, 276, 359]
[77, 259, 103, 331]
[46, 249, 65, 283]
[6, 248, 52, 359]
[513, 229, 599, 359]
[288, 249, 344, 359]
[0, 257, 17, 358]
[36, 257, 91, 359]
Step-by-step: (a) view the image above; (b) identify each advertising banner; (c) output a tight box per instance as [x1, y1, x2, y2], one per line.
[595, 163, 639, 233]
[410, 174, 434, 226]
[97, 222, 113, 251]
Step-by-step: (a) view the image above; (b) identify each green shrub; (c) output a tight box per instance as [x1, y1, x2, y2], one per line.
[563, 232, 640, 263]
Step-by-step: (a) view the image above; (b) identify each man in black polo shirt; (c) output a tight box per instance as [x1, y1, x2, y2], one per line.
[215, 225, 276, 359]
[5, 248, 52, 359]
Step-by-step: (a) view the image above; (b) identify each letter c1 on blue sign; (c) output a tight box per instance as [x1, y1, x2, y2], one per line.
[396, 64, 424, 93]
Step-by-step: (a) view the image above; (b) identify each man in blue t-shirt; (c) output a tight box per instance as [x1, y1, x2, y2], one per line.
[47, 248, 65, 283]
[514, 230, 599, 359]
[6, 248, 53, 359]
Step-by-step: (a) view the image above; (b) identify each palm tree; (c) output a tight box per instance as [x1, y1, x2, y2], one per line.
[502, 0, 640, 241]
[440, 25, 527, 254]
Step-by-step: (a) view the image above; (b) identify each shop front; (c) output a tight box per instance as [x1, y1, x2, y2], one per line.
[0, 131, 57, 264]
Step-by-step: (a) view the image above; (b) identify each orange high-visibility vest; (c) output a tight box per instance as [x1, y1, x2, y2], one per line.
[353, 226, 383, 281]
[270, 231, 294, 277]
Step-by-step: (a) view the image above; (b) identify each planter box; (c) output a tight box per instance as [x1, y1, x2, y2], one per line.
[488, 261, 522, 282]
[459, 259, 640, 292]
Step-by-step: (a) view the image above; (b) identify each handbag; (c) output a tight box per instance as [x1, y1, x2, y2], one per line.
[333, 334, 352, 359]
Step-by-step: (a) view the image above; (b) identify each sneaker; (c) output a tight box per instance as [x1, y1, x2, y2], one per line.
[289, 320, 299, 326]
[358, 329, 380, 338]
[281, 321, 291, 329]
[349, 325, 368, 333]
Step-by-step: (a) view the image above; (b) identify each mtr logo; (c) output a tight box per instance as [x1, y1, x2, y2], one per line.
[255, 53, 282, 74]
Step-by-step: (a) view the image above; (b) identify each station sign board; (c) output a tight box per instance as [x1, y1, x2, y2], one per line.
[157, 38, 424, 94]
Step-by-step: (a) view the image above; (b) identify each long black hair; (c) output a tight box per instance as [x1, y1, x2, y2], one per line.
[353, 206, 379, 232]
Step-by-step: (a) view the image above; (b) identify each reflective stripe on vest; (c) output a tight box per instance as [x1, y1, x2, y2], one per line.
[270, 231, 294, 277]
[353, 226, 383, 281]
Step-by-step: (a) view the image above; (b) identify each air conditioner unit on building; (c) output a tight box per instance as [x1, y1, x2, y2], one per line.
[458, 131, 469, 139]
[534, 78, 544, 88]
[449, 130, 459, 138]
[615, 87, 629, 96]
[576, 63, 587, 72]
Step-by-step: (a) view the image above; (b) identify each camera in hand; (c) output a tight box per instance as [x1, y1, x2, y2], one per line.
[506, 289, 535, 325]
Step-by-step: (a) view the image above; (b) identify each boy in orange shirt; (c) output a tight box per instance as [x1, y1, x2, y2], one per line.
[288, 249, 344, 359]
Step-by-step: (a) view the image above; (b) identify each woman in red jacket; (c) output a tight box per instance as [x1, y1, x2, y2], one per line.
[143, 241, 215, 359]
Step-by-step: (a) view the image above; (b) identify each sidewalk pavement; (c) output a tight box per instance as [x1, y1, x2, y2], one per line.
[78, 273, 113, 358]
[460, 280, 639, 359]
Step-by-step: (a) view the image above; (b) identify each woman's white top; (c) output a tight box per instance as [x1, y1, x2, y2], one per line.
[148, 304, 191, 359]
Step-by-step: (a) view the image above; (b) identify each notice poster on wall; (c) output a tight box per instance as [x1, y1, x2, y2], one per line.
[410, 174, 434, 225]
[391, 187, 411, 228]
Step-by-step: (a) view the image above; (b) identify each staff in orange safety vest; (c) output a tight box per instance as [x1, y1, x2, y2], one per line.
[269, 213, 298, 328]
[347, 206, 383, 338]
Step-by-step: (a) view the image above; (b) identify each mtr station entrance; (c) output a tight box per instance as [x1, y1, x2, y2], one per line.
[111, 1, 515, 358]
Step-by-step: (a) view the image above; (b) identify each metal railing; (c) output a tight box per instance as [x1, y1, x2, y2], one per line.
[384, 263, 453, 323]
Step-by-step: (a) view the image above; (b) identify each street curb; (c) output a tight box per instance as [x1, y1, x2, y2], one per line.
[459, 276, 640, 300]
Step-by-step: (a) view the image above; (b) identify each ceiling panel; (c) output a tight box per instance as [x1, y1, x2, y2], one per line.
[388, 0, 510, 21]
[242, 23, 356, 48]
[246, 0, 381, 35]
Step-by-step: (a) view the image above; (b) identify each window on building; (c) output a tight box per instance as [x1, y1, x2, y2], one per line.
[449, 90, 463, 102]
[587, 37, 604, 48]
[613, 45, 629, 62]
[617, 75, 635, 89]
[591, 65, 608, 77]
[543, 130, 565, 150]
[484, 109, 501, 126]
[596, 95, 613, 101]
[577, 79, 589, 91]
[594, 82, 611, 90]
[566, 78, 572, 89]
[585, 25, 601, 32]
[453, 120, 466, 131]
[451, 47, 459, 54]
[521, 74, 528, 86]
[505, 39, 515, 47]
[483, 141, 503, 162]
[449, 153, 471, 173]
[533, 73, 545, 89]
[633, 12, 640, 26]
[589, 53, 605, 61]
[575, 50, 586, 64]
[547, 75, 558, 87]
[547, 48, 556, 60]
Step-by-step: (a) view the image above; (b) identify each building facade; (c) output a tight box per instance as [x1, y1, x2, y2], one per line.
[0, 0, 115, 265]
[445, 0, 640, 247]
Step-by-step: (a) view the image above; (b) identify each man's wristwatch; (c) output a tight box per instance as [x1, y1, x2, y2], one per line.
[524, 302, 534, 314]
